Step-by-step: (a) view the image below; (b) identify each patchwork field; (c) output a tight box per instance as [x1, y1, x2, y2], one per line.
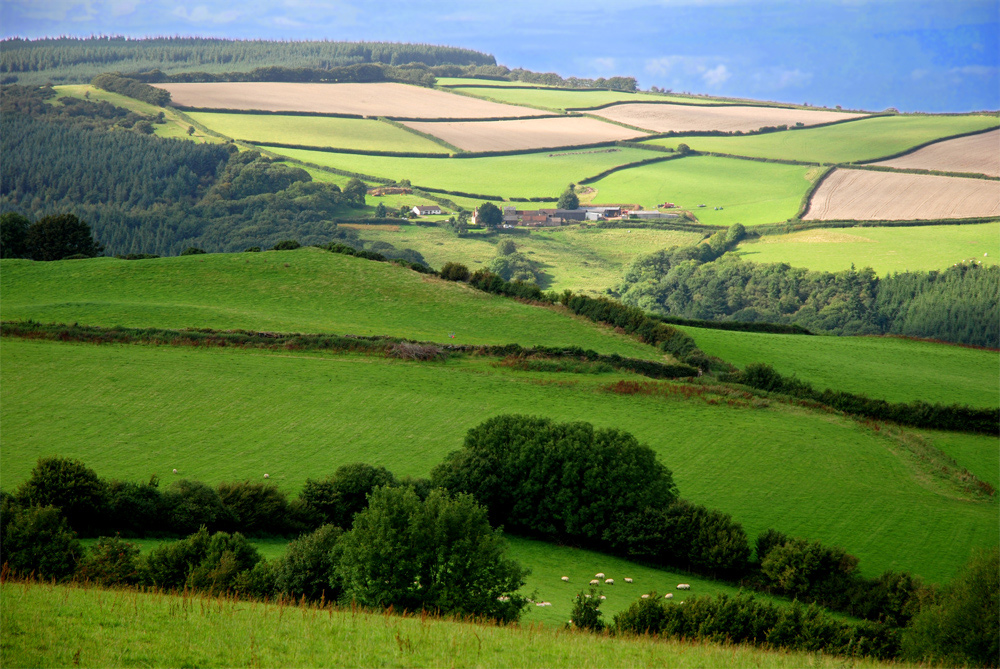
[647, 114, 1000, 164]
[589, 103, 866, 133]
[2, 337, 996, 584]
[586, 155, 816, 225]
[736, 223, 1000, 274]
[873, 128, 1000, 177]
[444, 86, 715, 111]
[805, 169, 1000, 221]
[156, 82, 548, 118]
[402, 116, 648, 152]
[186, 112, 449, 153]
[262, 145, 656, 198]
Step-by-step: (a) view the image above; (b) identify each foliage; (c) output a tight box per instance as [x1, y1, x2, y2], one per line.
[104, 478, 163, 537]
[91, 73, 170, 106]
[487, 241, 538, 283]
[216, 481, 291, 535]
[300, 463, 398, 530]
[0, 211, 29, 258]
[557, 184, 579, 210]
[159, 480, 227, 535]
[186, 531, 263, 595]
[570, 587, 606, 631]
[78, 535, 141, 586]
[439, 261, 470, 281]
[180, 246, 206, 255]
[15, 456, 107, 535]
[270, 239, 301, 251]
[336, 486, 529, 622]
[23, 213, 103, 260]
[274, 524, 343, 602]
[475, 201, 503, 229]
[0, 499, 82, 580]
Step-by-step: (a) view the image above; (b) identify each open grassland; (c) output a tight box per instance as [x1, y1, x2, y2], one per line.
[736, 223, 1000, 274]
[156, 82, 547, 119]
[340, 224, 704, 293]
[52, 84, 223, 143]
[587, 156, 815, 225]
[0, 250, 660, 360]
[401, 117, 648, 152]
[186, 112, 449, 153]
[2, 338, 996, 583]
[444, 86, 713, 111]
[874, 128, 1000, 176]
[0, 583, 907, 669]
[647, 115, 1000, 164]
[678, 327, 1000, 408]
[590, 104, 865, 134]
[805, 169, 1000, 221]
[262, 145, 656, 198]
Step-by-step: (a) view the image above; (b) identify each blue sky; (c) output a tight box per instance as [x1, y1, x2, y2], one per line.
[2, 0, 997, 112]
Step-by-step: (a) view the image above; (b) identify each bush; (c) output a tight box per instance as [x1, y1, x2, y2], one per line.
[15, 457, 107, 535]
[160, 479, 226, 534]
[439, 261, 470, 281]
[0, 500, 82, 580]
[24, 213, 103, 261]
[78, 535, 141, 586]
[244, 246, 261, 252]
[180, 247, 206, 255]
[271, 239, 301, 250]
[760, 537, 859, 601]
[570, 588, 605, 631]
[141, 526, 211, 588]
[186, 531, 262, 595]
[274, 524, 343, 602]
[104, 478, 163, 536]
[300, 463, 397, 529]
[216, 481, 290, 535]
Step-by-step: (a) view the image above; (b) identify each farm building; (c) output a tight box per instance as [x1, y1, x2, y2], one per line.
[628, 210, 680, 219]
[503, 206, 519, 224]
[520, 212, 559, 227]
[539, 208, 588, 222]
[411, 205, 442, 216]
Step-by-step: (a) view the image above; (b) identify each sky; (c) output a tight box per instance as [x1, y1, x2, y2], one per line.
[2, 0, 998, 112]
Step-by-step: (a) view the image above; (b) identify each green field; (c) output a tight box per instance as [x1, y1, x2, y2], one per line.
[588, 156, 817, 225]
[0, 250, 661, 360]
[681, 326, 999, 408]
[0, 582, 907, 669]
[188, 112, 449, 153]
[736, 223, 1000, 274]
[446, 86, 709, 111]
[2, 337, 995, 584]
[346, 224, 704, 293]
[646, 114, 1000, 164]
[261, 145, 658, 199]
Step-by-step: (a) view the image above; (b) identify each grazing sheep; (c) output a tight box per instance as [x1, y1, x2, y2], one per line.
[561, 576, 569, 582]
[605, 578, 614, 585]
[664, 593, 673, 599]
[624, 577, 633, 583]
[600, 595, 606, 600]
[263, 473, 269, 479]
[595, 572, 605, 578]
[641, 594, 650, 599]
[590, 579, 600, 585]
[676, 583, 690, 590]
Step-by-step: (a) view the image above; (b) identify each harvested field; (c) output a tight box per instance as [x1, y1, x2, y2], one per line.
[402, 116, 648, 152]
[156, 82, 548, 119]
[590, 103, 866, 133]
[804, 169, 1000, 220]
[873, 128, 1000, 177]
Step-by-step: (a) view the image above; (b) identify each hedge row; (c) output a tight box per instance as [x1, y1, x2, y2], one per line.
[386, 113, 567, 123]
[845, 164, 1000, 182]
[91, 73, 170, 107]
[795, 165, 836, 218]
[577, 154, 681, 185]
[376, 117, 462, 153]
[596, 219, 720, 233]
[240, 140, 448, 159]
[449, 140, 621, 160]
[172, 107, 365, 120]
[753, 216, 1000, 237]
[651, 314, 813, 335]
[852, 125, 1000, 165]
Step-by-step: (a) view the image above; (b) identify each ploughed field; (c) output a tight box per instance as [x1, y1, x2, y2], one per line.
[156, 82, 549, 118]
[873, 128, 1000, 177]
[401, 116, 648, 152]
[589, 103, 867, 133]
[804, 169, 1000, 220]
[440, 85, 722, 110]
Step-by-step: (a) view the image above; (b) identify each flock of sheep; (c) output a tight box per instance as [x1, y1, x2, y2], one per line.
[566, 572, 692, 601]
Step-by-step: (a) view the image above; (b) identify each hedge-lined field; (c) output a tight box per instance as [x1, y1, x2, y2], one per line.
[2, 337, 996, 583]
[0, 250, 660, 359]
[647, 115, 1000, 164]
[587, 156, 816, 225]
[736, 223, 1000, 275]
[260, 145, 656, 198]
[187, 112, 450, 153]
[445, 86, 708, 111]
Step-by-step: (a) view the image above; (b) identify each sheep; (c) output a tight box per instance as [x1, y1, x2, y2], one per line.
[589, 579, 599, 585]
[172, 468, 178, 474]
[600, 595, 606, 600]
[604, 578, 614, 585]
[561, 576, 569, 582]
[595, 572, 605, 578]
[676, 583, 691, 590]
[263, 473, 269, 479]
[624, 577, 633, 583]
[664, 593, 673, 599]
[641, 594, 650, 599]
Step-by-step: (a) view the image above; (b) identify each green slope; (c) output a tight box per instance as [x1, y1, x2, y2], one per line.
[0, 250, 661, 360]
[2, 338, 995, 584]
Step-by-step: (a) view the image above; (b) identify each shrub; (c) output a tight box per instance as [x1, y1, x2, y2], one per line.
[24, 213, 103, 261]
[439, 261, 470, 281]
[160, 479, 226, 534]
[104, 478, 163, 536]
[570, 588, 605, 631]
[761, 537, 859, 601]
[78, 535, 141, 586]
[180, 247, 206, 255]
[275, 524, 343, 602]
[300, 463, 397, 529]
[140, 526, 211, 588]
[754, 528, 789, 563]
[186, 531, 262, 595]
[216, 481, 290, 535]
[0, 500, 81, 580]
[15, 457, 107, 535]
[244, 246, 261, 252]
[271, 239, 301, 250]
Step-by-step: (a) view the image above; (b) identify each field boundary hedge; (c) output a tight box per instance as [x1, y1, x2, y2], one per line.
[243, 141, 449, 159]
[596, 219, 721, 233]
[578, 153, 684, 185]
[795, 165, 836, 219]
[377, 117, 462, 153]
[384, 113, 571, 123]
[843, 163, 1000, 182]
[173, 106, 367, 119]
[850, 124, 1000, 165]
[753, 215, 1000, 237]
[657, 315, 813, 335]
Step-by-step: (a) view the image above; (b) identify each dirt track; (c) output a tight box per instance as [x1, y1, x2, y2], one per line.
[874, 129, 1000, 177]
[403, 117, 647, 152]
[589, 103, 865, 133]
[804, 168, 1000, 220]
[156, 82, 548, 119]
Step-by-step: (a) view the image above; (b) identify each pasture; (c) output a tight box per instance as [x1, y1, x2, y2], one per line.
[261, 145, 657, 198]
[647, 114, 1000, 164]
[586, 155, 816, 225]
[0, 250, 661, 360]
[874, 128, 1000, 177]
[590, 103, 865, 134]
[2, 337, 996, 584]
[155, 82, 546, 118]
[804, 169, 1000, 221]
[444, 86, 712, 111]
[0, 583, 908, 668]
[401, 116, 648, 152]
[736, 223, 1000, 275]
[187, 112, 450, 153]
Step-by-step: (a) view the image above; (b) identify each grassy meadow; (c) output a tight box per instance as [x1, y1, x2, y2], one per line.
[736, 223, 1000, 274]
[0, 582, 909, 669]
[0, 249, 661, 359]
[2, 337, 996, 584]
[260, 145, 658, 198]
[588, 156, 817, 224]
[188, 112, 450, 153]
[647, 114, 1000, 164]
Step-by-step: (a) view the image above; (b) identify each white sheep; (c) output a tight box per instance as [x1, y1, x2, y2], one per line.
[263, 473, 269, 479]
[589, 579, 599, 585]
[172, 468, 178, 474]
[595, 572, 605, 578]
[676, 583, 691, 590]
[600, 595, 606, 600]
[624, 577, 633, 583]
[604, 578, 614, 585]
[641, 594, 650, 599]
[664, 593, 674, 599]
[561, 576, 569, 582]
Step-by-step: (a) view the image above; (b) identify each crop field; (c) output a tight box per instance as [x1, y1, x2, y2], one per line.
[0, 250, 661, 360]
[343, 224, 704, 293]
[736, 223, 1000, 274]
[644, 114, 1000, 164]
[589, 103, 866, 134]
[0, 583, 909, 669]
[155, 82, 548, 118]
[874, 128, 1000, 176]
[261, 145, 657, 198]
[804, 169, 1000, 221]
[586, 156, 816, 225]
[401, 116, 648, 152]
[186, 112, 449, 153]
[444, 86, 714, 111]
[2, 337, 996, 584]
[679, 326, 1000, 408]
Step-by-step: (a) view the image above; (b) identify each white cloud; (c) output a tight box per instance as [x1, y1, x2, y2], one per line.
[750, 66, 813, 90]
[702, 64, 730, 86]
[591, 57, 617, 72]
[949, 65, 997, 77]
[172, 4, 240, 23]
